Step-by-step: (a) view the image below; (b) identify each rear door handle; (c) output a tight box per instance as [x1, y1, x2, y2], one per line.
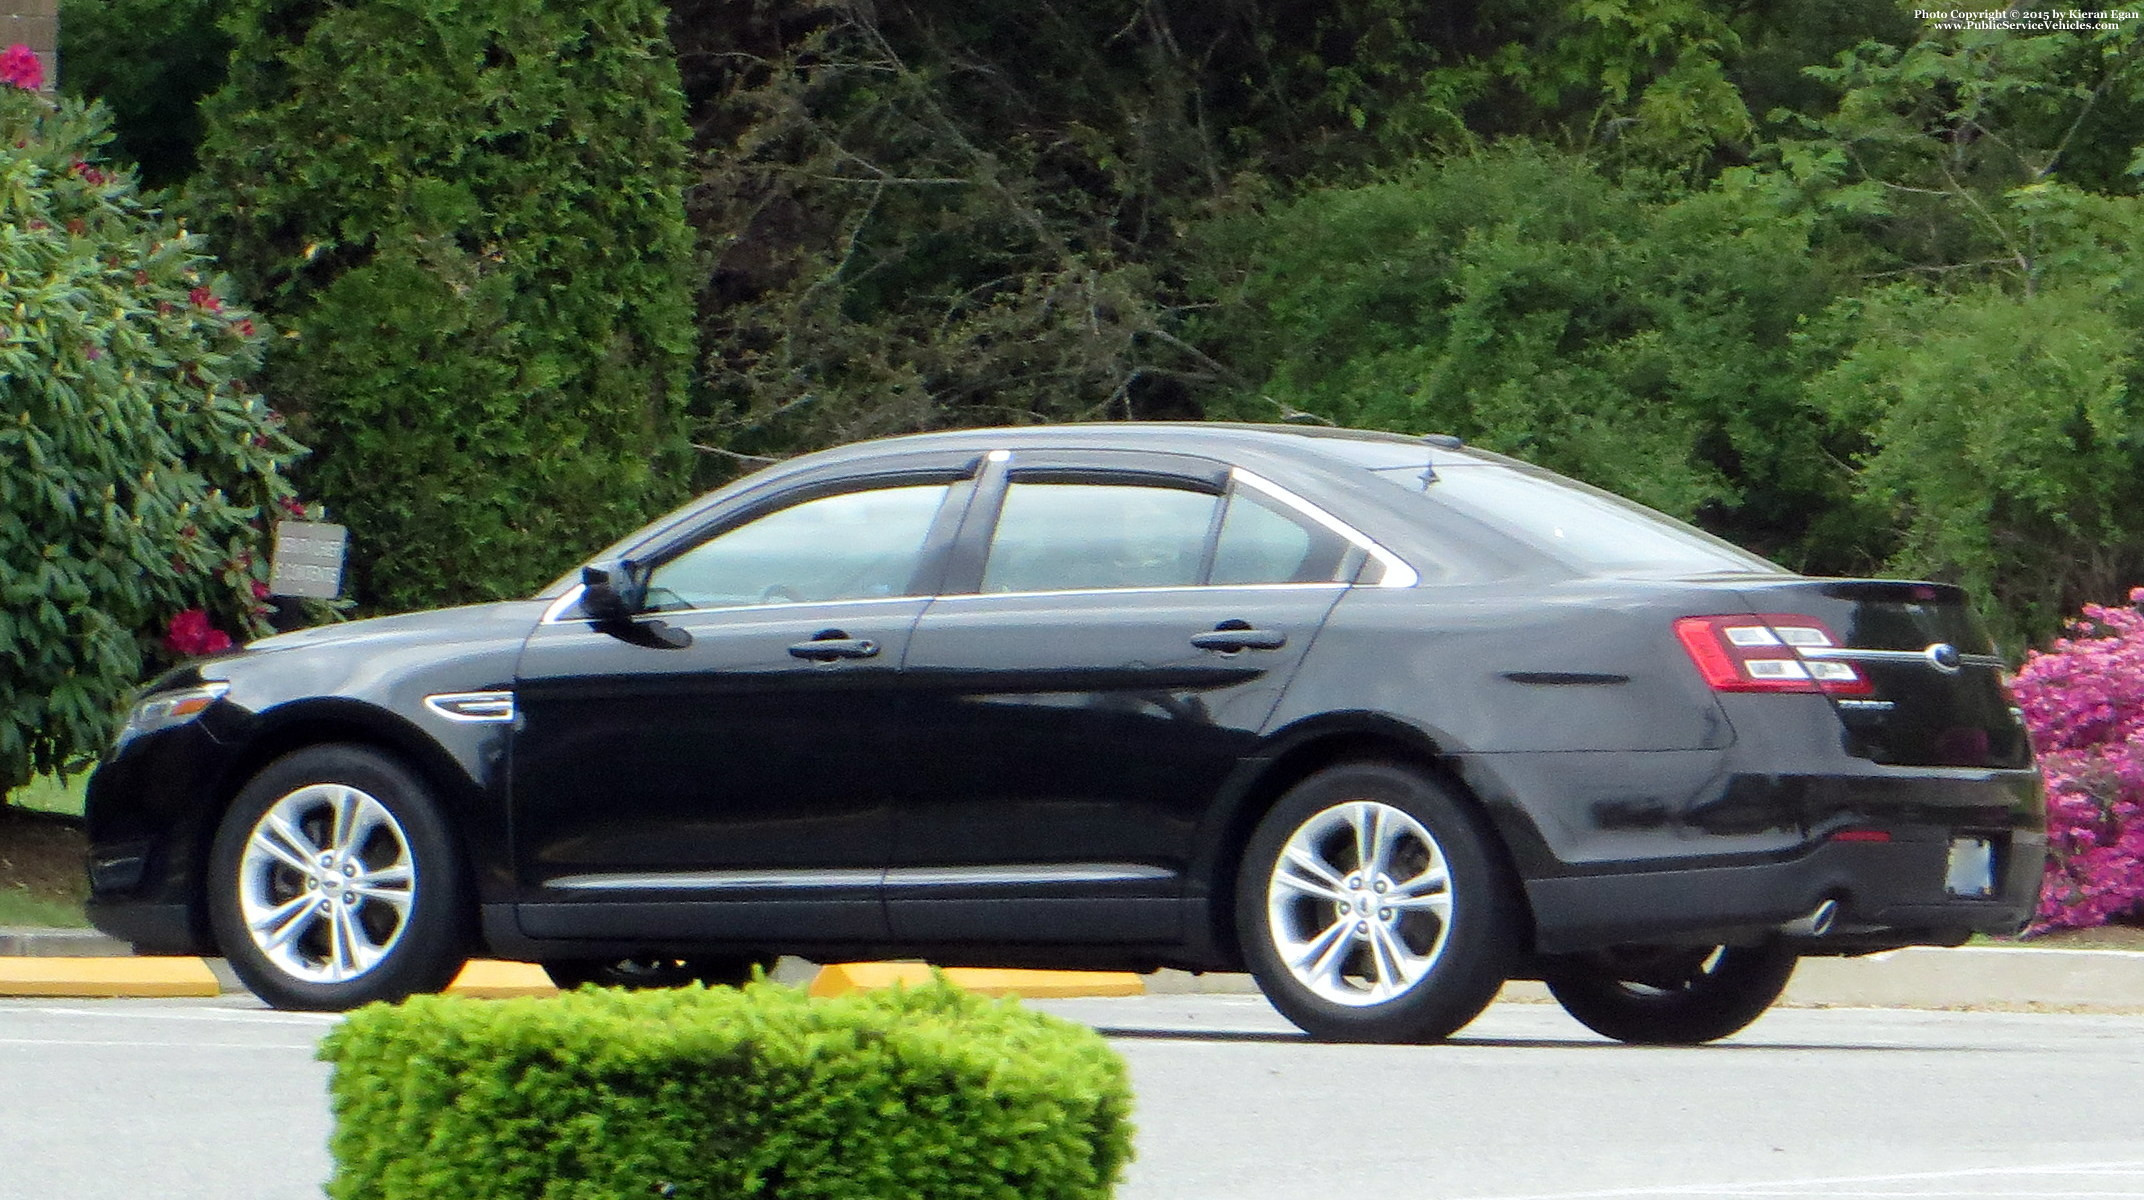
[788, 633, 880, 661]
[1191, 626, 1287, 653]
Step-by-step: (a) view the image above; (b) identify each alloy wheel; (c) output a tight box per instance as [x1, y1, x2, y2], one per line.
[1265, 799, 1456, 1006]
[236, 783, 416, 984]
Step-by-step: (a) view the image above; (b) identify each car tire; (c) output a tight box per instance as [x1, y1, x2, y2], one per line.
[207, 744, 470, 1011]
[1235, 761, 1518, 1042]
[541, 956, 771, 990]
[1544, 941, 1797, 1045]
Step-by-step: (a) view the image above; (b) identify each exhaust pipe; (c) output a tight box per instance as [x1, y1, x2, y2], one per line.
[1778, 898, 1838, 938]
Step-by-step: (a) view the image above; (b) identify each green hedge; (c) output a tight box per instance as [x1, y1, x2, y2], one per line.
[191, 0, 698, 613]
[319, 981, 1135, 1200]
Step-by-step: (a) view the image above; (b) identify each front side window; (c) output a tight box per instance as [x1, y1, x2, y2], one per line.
[643, 484, 951, 610]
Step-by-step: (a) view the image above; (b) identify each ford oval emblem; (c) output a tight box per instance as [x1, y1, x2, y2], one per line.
[1925, 643, 1963, 674]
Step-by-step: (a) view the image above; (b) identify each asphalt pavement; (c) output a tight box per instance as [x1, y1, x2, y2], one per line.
[3, 924, 2143, 1009]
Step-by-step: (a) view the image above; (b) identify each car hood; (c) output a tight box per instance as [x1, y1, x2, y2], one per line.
[242, 599, 554, 657]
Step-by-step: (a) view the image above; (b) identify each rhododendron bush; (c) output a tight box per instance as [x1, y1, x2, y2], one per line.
[0, 54, 305, 794]
[2012, 588, 2144, 931]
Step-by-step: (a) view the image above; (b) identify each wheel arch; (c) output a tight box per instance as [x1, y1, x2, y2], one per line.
[1195, 714, 1545, 970]
[190, 701, 497, 952]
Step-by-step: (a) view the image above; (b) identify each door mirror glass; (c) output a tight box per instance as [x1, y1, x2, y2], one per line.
[579, 562, 645, 624]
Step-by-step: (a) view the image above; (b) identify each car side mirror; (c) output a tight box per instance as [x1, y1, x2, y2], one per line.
[578, 562, 690, 649]
[579, 562, 645, 625]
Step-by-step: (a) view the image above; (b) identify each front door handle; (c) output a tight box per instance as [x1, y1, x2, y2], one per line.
[788, 632, 880, 661]
[1191, 623, 1287, 653]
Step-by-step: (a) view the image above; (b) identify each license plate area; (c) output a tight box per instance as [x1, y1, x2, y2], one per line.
[1944, 836, 1997, 898]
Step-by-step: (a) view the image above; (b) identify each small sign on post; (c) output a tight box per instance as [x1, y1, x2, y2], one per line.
[269, 520, 348, 599]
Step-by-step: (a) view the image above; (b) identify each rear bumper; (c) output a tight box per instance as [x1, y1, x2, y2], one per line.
[1525, 829, 2044, 954]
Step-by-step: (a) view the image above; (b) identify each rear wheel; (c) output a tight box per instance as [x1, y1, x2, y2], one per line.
[542, 956, 771, 990]
[207, 745, 470, 1011]
[1235, 762, 1518, 1042]
[1544, 941, 1796, 1045]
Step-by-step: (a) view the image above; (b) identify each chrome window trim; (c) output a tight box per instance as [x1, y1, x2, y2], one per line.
[541, 588, 928, 626]
[1229, 469, 1419, 588]
[540, 586, 587, 624]
[935, 581, 1348, 603]
[544, 863, 1172, 892]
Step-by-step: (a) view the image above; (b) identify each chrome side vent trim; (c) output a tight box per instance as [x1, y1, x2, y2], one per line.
[423, 691, 516, 723]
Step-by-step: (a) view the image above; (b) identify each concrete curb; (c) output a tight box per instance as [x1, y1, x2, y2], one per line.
[3, 927, 2140, 1011]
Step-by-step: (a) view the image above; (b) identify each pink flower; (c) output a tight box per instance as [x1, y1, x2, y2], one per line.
[2016, 589, 2144, 933]
[251, 580, 271, 600]
[0, 45, 43, 92]
[188, 286, 223, 314]
[162, 609, 233, 658]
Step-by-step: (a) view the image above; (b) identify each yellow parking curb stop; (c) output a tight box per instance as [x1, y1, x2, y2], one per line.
[445, 960, 560, 999]
[808, 962, 1145, 999]
[0, 955, 221, 998]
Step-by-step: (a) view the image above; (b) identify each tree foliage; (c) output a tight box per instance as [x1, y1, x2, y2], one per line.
[49, 0, 2144, 639]
[58, 0, 229, 190]
[190, 0, 698, 611]
[0, 85, 297, 791]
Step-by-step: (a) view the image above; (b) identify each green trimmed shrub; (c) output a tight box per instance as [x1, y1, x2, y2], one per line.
[319, 981, 1135, 1200]
[191, 0, 698, 612]
[0, 75, 300, 793]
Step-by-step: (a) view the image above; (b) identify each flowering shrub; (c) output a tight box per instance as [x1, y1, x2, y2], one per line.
[0, 49, 305, 792]
[0, 44, 39, 91]
[2013, 588, 2144, 931]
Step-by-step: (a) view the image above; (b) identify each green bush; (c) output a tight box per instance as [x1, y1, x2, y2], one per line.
[191, 0, 698, 612]
[319, 981, 1135, 1200]
[1207, 144, 1857, 568]
[0, 80, 299, 793]
[58, 0, 229, 189]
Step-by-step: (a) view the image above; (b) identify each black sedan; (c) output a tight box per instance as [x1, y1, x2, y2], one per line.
[84, 423, 2044, 1042]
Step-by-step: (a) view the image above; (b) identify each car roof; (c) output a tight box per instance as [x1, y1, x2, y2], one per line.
[786, 421, 1503, 470]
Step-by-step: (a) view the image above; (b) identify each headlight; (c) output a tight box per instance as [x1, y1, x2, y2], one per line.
[115, 682, 230, 749]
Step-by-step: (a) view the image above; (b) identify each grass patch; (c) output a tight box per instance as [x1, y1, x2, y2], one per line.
[9, 772, 87, 818]
[0, 887, 89, 927]
[0, 797, 90, 928]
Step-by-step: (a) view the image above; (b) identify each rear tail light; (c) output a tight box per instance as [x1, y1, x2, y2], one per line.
[1674, 614, 1872, 695]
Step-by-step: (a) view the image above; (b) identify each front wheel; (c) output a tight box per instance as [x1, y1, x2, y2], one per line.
[1235, 762, 1519, 1043]
[542, 956, 771, 990]
[207, 745, 471, 1011]
[1544, 942, 1797, 1045]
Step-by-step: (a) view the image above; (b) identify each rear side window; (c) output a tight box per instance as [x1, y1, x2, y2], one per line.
[978, 478, 1357, 593]
[1211, 487, 1352, 585]
[982, 483, 1217, 593]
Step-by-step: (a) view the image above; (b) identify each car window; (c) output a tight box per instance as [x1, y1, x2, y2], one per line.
[981, 482, 1218, 593]
[644, 484, 951, 610]
[1211, 487, 1353, 585]
[1417, 466, 1778, 574]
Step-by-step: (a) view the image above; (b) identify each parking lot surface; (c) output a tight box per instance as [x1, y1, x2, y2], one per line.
[4, 994, 2141, 1200]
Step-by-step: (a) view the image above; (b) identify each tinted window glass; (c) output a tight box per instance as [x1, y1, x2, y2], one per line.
[982, 482, 1218, 593]
[645, 484, 950, 610]
[1419, 467, 1778, 574]
[1310, 439, 1778, 574]
[1211, 488, 1351, 584]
